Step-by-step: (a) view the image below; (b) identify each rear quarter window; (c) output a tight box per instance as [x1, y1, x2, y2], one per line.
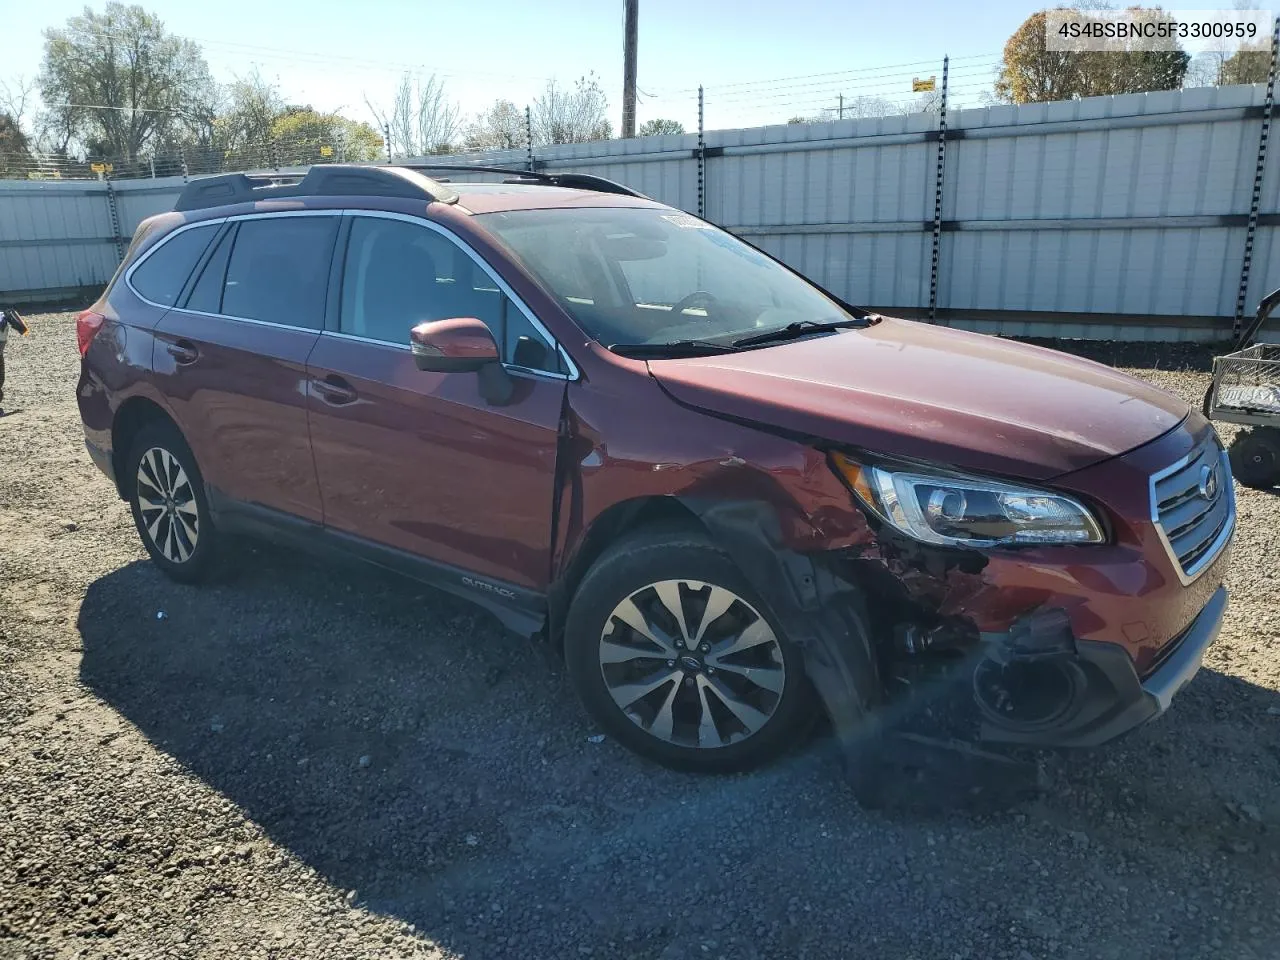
[128, 224, 219, 306]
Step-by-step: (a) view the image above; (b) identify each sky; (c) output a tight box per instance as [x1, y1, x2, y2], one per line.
[0, 0, 1260, 137]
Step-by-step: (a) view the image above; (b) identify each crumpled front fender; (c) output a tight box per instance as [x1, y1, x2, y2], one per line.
[678, 497, 884, 748]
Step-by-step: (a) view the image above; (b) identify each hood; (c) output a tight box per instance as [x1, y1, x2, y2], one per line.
[648, 318, 1188, 481]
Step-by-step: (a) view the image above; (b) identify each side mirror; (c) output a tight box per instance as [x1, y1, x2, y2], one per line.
[410, 318, 500, 372]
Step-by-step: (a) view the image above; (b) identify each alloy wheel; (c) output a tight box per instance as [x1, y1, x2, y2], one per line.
[135, 446, 199, 563]
[598, 579, 786, 748]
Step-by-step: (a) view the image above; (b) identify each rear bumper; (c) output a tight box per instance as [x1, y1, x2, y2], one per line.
[85, 437, 116, 488]
[983, 585, 1228, 747]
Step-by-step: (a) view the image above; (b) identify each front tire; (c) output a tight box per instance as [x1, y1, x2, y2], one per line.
[1229, 427, 1280, 489]
[564, 530, 815, 773]
[125, 421, 221, 583]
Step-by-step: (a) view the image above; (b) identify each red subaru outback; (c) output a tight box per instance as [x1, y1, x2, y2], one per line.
[76, 164, 1234, 772]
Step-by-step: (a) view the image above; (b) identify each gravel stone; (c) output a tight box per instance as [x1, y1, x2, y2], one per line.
[1, 316, 1277, 959]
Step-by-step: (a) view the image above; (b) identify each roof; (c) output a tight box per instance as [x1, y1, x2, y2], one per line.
[172, 164, 662, 216]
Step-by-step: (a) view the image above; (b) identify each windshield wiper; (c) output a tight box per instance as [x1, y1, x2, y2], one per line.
[609, 339, 739, 359]
[732, 318, 867, 349]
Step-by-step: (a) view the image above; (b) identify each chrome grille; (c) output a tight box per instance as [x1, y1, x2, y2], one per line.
[1150, 440, 1234, 584]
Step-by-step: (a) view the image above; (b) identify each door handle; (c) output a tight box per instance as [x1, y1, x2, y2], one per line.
[166, 340, 199, 365]
[311, 375, 358, 405]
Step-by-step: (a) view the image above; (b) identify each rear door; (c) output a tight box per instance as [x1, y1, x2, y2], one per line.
[305, 211, 568, 590]
[152, 211, 339, 523]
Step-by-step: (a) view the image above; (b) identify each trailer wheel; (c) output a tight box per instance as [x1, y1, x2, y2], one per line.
[1229, 427, 1280, 489]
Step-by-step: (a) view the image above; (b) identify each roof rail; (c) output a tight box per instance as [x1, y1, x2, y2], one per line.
[174, 164, 460, 212]
[395, 163, 648, 199]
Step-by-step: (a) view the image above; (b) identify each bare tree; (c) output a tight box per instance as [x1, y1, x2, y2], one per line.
[217, 69, 285, 151]
[414, 75, 462, 154]
[531, 74, 612, 145]
[0, 75, 37, 133]
[464, 99, 526, 150]
[366, 73, 461, 157]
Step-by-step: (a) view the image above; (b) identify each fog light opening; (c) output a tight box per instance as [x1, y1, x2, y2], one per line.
[972, 657, 1085, 731]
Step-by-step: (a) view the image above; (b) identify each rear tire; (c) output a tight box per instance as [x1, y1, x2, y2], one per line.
[564, 529, 815, 773]
[1229, 427, 1280, 489]
[125, 420, 221, 584]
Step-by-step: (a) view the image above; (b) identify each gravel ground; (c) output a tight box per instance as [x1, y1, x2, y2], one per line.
[1, 312, 1278, 960]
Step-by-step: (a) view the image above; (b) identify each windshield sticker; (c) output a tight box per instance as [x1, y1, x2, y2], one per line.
[661, 213, 713, 230]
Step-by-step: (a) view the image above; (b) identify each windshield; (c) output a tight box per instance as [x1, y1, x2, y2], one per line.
[476, 207, 857, 349]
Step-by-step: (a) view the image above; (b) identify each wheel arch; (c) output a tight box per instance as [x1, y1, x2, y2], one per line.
[111, 395, 181, 499]
[547, 495, 707, 649]
[550, 491, 884, 746]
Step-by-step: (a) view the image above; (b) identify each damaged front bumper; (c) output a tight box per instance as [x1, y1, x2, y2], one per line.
[981, 585, 1228, 747]
[689, 489, 1229, 758]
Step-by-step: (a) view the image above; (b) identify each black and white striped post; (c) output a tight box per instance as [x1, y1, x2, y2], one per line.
[526, 105, 535, 173]
[928, 55, 949, 323]
[1234, 15, 1280, 336]
[697, 85, 706, 219]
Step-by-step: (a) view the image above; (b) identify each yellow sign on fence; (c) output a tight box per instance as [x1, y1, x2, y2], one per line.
[319, 145, 334, 157]
[89, 162, 113, 174]
[912, 77, 936, 92]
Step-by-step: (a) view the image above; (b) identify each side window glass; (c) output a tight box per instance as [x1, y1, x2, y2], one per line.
[130, 224, 218, 306]
[341, 217, 464, 343]
[222, 217, 337, 329]
[340, 217, 561, 372]
[503, 301, 562, 373]
[184, 226, 234, 314]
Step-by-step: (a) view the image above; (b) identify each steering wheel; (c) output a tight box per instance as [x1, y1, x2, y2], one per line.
[668, 291, 719, 317]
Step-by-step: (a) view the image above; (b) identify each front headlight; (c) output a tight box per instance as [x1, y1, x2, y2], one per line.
[831, 453, 1104, 547]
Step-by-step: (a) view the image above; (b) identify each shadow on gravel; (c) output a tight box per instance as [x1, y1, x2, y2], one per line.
[76, 545, 1280, 957]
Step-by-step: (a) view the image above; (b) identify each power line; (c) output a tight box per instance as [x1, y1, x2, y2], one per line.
[658, 52, 1000, 95]
[705, 80, 995, 107]
[70, 26, 556, 85]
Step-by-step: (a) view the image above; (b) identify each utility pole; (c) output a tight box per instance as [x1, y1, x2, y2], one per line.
[838, 93, 844, 120]
[622, 0, 638, 138]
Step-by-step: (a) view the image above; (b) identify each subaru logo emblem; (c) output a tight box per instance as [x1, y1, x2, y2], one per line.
[1198, 463, 1219, 501]
[679, 655, 702, 672]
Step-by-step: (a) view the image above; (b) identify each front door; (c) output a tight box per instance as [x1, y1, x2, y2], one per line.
[305, 213, 568, 590]
[152, 212, 339, 523]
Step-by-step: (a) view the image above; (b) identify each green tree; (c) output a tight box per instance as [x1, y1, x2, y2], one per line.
[464, 99, 526, 150]
[995, 7, 1190, 104]
[1220, 41, 1271, 85]
[38, 3, 216, 160]
[214, 69, 285, 152]
[0, 114, 33, 177]
[638, 118, 685, 136]
[271, 108, 383, 163]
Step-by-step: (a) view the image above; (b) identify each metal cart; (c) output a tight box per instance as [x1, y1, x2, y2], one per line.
[1205, 288, 1280, 489]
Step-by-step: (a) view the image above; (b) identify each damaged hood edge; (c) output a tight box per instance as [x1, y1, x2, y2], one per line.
[646, 318, 1190, 483]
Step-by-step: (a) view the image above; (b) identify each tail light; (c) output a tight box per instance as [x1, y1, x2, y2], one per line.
[76, 310, 106, 357]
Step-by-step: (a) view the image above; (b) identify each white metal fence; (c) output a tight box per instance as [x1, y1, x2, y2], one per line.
[3, 83, 1279, 341]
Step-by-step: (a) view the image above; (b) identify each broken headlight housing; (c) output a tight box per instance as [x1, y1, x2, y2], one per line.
[832, 453, 1105, 547]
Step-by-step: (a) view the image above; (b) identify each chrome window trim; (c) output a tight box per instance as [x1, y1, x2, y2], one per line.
[322, 330, 410, 352]
[315, 332, 571, 383]
[123, 217, 228, 308]
[125, 208, 578, 381]
[125, 209, 343, 320]
[341, 209, 578, 381]
[168, 306, 322, 336]
[1149, 444, 1236, 587]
